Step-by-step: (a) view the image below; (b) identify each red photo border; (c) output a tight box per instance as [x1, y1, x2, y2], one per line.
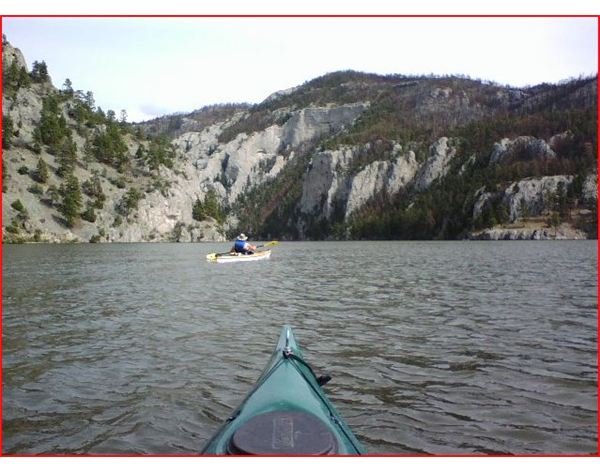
[0, 13, 598, 459]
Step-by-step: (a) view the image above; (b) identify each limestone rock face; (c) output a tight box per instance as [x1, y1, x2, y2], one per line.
[263, 85, 300, 103]
[469, 173, 596, 241]
[414, 137, 457, 191]
[300, 149, 352, 219]
[345, 161, 390, 217]
[472, 175, 575, 225]
[503, 175, 573, 222]
[472, 188, 494, 221]
[281, 104, 367, 148]
[469, 224, 587, 240]
[2, 40, 28, 71]
[3, 87, 44, 146]
[173, 103, 368, 208]
[490, 136, 556, 165]
[299, 144, 419, 222]
[582, 174, 598, 206]
[470, 228, 551, 240]
[2, 42, 54, 146]
[345, 150, 418, 218]
[95, 102, 369, 243]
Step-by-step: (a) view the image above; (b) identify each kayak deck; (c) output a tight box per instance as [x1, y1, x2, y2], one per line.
[201, 326, 365, 455]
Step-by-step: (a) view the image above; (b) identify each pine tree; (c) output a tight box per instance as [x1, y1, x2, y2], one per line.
[36, 158, 49, 183]
[117, 187, 143, 216]
[4, 61, 20, 90]
[82, 174, 106, 209]
[2, 159, 7, 193]
[193, 189, 223, 223]
[81, 203, 97, 223]
[45, 185, 60, 207]
[2, 115, 14, 149]
[192, 198, 206, 221]
[203, 189, 223, 223]
[144, 137, 175, 172]
[39, 95, 72, 152]
[31, 60, 49, 83]
[18, 66, 31, 88]
[56, 138, 77, 177]
[59, 175, 83, 227]
[62, 78, 73, 96]
[85, 91, 95, 110]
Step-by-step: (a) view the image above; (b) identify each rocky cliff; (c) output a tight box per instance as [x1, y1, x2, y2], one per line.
[2, 37, 597, 243]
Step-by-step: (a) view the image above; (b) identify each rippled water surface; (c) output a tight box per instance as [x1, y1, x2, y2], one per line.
[3, 241, 597, 454]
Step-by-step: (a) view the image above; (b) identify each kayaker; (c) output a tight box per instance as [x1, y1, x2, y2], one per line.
[231, 233, 256, 255]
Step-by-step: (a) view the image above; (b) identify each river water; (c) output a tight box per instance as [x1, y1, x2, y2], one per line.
[2, 241, 597, 455]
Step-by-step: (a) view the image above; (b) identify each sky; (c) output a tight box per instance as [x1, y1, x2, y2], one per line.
[2, 17, 598, 122]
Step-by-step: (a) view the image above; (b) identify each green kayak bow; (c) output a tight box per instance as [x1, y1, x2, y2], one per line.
[201, 325, 366, 455]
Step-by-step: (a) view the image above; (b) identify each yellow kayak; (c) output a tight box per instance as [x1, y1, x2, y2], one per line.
[206, 249, 272, 263]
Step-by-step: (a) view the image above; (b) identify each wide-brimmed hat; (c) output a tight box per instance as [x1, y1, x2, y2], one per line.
[237, 233, 248, 241]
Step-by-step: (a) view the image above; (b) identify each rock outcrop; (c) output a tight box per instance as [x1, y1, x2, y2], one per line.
[414, 137, 457, 191]
[3, 40, 27, 70]
[173, 103, 368, 207]
[2, 43, 46, 146]
[503, 175, 573, 222]
[469, 224, 588, 240]
[473, 173, 598, 224]
[490, 136, 557, 165]
[299, 143, 419, 222]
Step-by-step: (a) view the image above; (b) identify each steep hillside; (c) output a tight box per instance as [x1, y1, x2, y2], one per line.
[228, 72, 597, 240]
[136, 103, 251, 141]
[2, 37, 230, 243]
[2, 36, 597, 243]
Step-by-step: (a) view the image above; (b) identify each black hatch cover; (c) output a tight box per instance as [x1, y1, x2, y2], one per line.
[228, 410, 338, 455]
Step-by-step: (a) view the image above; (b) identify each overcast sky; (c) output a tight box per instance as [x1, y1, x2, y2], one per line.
[3, 17, 597, 122]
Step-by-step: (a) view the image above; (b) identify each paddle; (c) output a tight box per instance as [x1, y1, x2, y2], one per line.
[206, 241, 279, 261]
[257, 241, 279, 248]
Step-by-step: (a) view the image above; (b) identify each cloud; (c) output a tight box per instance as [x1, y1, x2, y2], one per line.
[132, 104, 174, 122]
